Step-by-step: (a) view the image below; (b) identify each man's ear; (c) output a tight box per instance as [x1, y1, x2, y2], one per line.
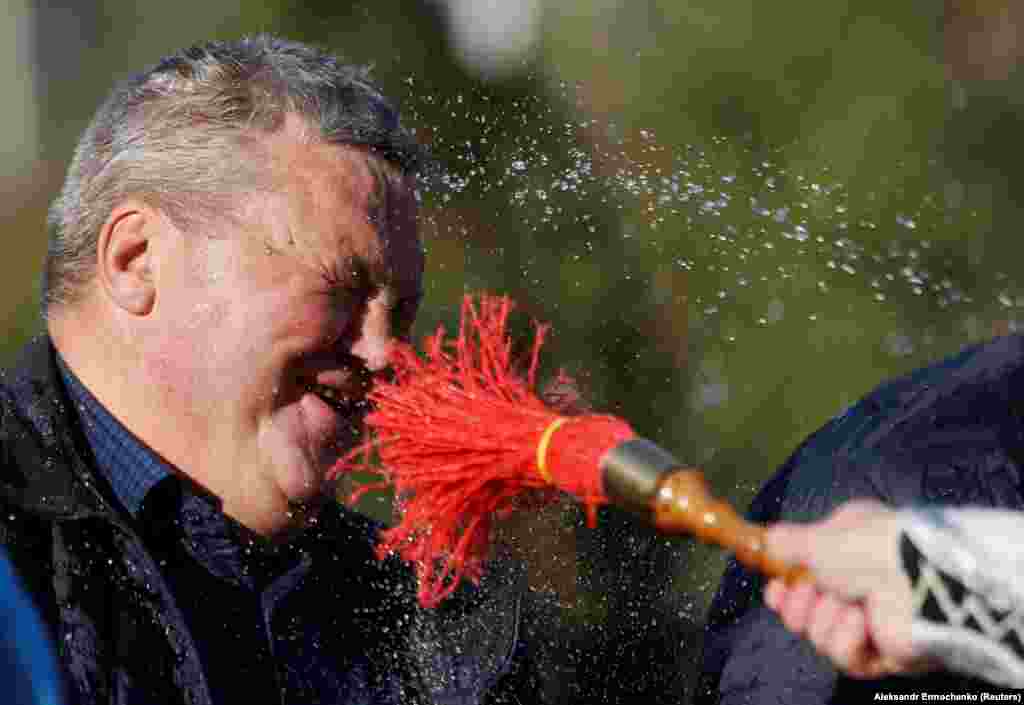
[96, 201, 159, 315]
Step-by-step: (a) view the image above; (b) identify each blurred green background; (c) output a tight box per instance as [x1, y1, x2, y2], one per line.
[6, 0, 1024, 699]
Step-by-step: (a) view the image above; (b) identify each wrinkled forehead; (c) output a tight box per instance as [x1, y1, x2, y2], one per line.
[262, 134, 422, 286]
[267, 136, 376, 212]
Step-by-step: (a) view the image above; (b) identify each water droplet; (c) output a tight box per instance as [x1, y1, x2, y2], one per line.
[896, 215, 916, 229]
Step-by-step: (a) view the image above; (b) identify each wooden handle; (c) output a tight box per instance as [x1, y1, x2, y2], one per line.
[651, 468, 810, 585]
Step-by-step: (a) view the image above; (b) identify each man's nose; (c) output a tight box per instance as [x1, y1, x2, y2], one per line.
[349, 300, 395, 373]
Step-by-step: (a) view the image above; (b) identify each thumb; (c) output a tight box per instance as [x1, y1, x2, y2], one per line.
[764, 522, 815, 569]
[764, 520, 864, 597]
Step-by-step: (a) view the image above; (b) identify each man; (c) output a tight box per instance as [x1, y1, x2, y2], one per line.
[697, 334, 1024, 702]
[0, 35, 533, 704]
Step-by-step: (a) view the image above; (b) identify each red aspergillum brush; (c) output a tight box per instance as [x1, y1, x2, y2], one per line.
[329, 294, 808, 608]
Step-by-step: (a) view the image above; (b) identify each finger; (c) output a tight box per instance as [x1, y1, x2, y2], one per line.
[867, 597, 915, 664]
[807, 592, 845, 648]
[827, 499, 886, 528]
[764, 578, 785, 611]
[778, 580, 818, 634]
[825, 604, 878, 678]
[764, 523, 813, 567]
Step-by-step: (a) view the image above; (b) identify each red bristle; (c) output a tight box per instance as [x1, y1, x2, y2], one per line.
[330, 294, 635, 608]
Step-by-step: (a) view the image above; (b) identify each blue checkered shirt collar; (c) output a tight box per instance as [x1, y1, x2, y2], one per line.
[57, 354, 172, 517]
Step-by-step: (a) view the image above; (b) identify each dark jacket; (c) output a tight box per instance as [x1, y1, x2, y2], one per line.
[0, 336, 533, 705]
[696, 334, 1024, 703]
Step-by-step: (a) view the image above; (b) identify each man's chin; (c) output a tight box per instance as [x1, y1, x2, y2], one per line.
[271, 453, 327, 504]
[279, 472, 327, 506]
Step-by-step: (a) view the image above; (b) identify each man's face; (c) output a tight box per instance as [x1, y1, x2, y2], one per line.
[150, 136, 422, 533]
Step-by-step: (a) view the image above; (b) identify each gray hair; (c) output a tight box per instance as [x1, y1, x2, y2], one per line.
[44, 34, 424, 315]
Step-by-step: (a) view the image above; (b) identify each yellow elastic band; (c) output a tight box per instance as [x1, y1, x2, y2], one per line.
[536, 417, 568, 484]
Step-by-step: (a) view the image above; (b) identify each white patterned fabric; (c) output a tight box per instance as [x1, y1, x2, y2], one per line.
[902, 506, 1024, 688]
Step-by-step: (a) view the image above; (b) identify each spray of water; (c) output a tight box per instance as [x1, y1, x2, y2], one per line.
[404, 83, 1016, 353]
[374, 81, 1020, 684]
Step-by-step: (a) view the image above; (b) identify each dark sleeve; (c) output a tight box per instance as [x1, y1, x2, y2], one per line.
[697, 556, 847, 703]
[694, 449, 844, 705]
[694, 408, 903, 705]
[696, 445, 942, 705]
[696, 448, 1001, 704]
